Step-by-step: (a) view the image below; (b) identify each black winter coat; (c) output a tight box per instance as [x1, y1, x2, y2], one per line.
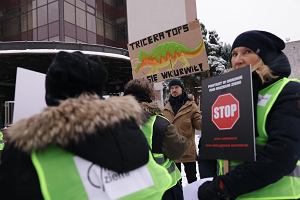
[0, 95, 149, 200]
[221, 74, 300, 197]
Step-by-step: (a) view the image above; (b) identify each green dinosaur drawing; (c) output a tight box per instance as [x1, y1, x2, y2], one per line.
[134, 40, 204, 74]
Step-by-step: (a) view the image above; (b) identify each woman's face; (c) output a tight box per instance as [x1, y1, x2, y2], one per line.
[231, 47, 261, 69]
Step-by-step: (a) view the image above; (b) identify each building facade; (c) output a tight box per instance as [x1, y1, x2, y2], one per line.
[0, 0, 128, 48]
[283, 40, 300, 79]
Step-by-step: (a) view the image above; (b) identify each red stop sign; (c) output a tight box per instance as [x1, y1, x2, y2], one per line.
[211, 93, 240, 130]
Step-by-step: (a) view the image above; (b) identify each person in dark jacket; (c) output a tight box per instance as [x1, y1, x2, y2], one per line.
[197, 31, 300, 199]
[124, 79, 188, 200]
[0, 51, 157, 199]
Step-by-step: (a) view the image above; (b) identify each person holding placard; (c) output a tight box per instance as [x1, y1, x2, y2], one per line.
[197, 30, 300, 199]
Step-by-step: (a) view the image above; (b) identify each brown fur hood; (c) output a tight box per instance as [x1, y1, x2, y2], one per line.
[140, 101, 163, 116]
[6, 95, 143, 152]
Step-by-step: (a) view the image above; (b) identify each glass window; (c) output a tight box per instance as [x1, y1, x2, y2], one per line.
[96, 0, 103, 12]
[116, 0, 125, 7]
[21, 14, 28, 32]
[116, 22, 126, 42]
[4, 17, 19, 37]
[5, 7, 20, 19]
[32, 9, 37, 28]
[64, 2, 75, 24]
[32, 0, 37, 10]
[21, 0, 28, 6]
[27, 29, 33, 40]
[96, 9, 103, 19]
[38, 24, 48, 40]
[76, 0, 86, 10]
[104, 0, 115, 6]
[65, 0, 75, 5]
[49, 21, 59, 37]
[96, 34, 104, 44]
[37, 5, 47, 26]
[0, 24, 2, 38]
[87, 13, 96, 33]
[21, 31, 28, 40]
[76, 26, 87, 42]
[49, 36, 59, 41]
[105, 21, 115, 40]
[48, 0, 57, 3]
[33, 28, 38, 40]
[65, 36, 76, 42]
[21, 4, 28, 13]
[87, 5, 95, 14]
[105, 17, 114, 24]
[86, 0, 96, 8]
[76, 8, 86, 28]
[37, 0, 47, 7]
[96, 18, 104, 36]
[87, 31, 96, 44]
[64, 21, 76, 38]
[48, 1, 59, 23]
[27, 10, 37, 29]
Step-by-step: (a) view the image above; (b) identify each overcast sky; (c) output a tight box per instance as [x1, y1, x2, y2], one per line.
[196, 0, 300, 44]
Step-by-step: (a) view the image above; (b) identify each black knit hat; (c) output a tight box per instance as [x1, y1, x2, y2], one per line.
[45, 51, 108, 106]
[231, 30, 285, 64]
[231, 30, 291, 76]
[168, 78, 184, 89]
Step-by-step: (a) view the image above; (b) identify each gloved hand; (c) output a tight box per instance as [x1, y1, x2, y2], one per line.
[197, 178, 234, 200]
[197, 181, 219, 200]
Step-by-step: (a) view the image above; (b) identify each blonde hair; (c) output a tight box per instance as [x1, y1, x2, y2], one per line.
[251, 59, 278, 84]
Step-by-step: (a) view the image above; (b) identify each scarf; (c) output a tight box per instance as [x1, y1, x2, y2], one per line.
[169, 92, 188, 115]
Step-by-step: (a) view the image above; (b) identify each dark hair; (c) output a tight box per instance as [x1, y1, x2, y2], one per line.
[124, 79, 154, 103]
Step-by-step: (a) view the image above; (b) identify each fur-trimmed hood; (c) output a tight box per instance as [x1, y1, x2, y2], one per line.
[140, 101, 163, 116]
[7, 94, 143, 152]
[5, 94, 152, 173]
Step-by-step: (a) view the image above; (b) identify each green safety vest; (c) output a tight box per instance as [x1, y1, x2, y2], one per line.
[141, 115, 182, 189]
[31, 145, 172, 200]
[218, 78, 300, 199]
[0, 130, 4, 150]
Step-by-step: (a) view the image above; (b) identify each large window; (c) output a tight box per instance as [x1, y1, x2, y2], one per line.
[0, 0, 128, 47]
[0, 0, 60, 41]
[48, 1, 59, 23]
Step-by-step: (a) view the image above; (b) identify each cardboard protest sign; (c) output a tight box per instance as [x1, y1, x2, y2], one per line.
[126, 0, 197, 43]
[128, 20, 209, 83]
[200, 66, 256, 161]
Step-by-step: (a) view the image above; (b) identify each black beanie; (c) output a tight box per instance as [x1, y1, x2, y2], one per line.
[231, 30, 285, 64]
[45, 51, 108, 106]
[168, 78, 184, 89]
[231, 30, 291, 76]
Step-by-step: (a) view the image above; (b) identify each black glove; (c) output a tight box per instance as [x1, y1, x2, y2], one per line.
[198, 178, 234, 200]
[197, 181, 219, 200]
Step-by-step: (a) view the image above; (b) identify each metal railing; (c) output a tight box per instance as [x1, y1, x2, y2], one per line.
[4, 101, 14, 127]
